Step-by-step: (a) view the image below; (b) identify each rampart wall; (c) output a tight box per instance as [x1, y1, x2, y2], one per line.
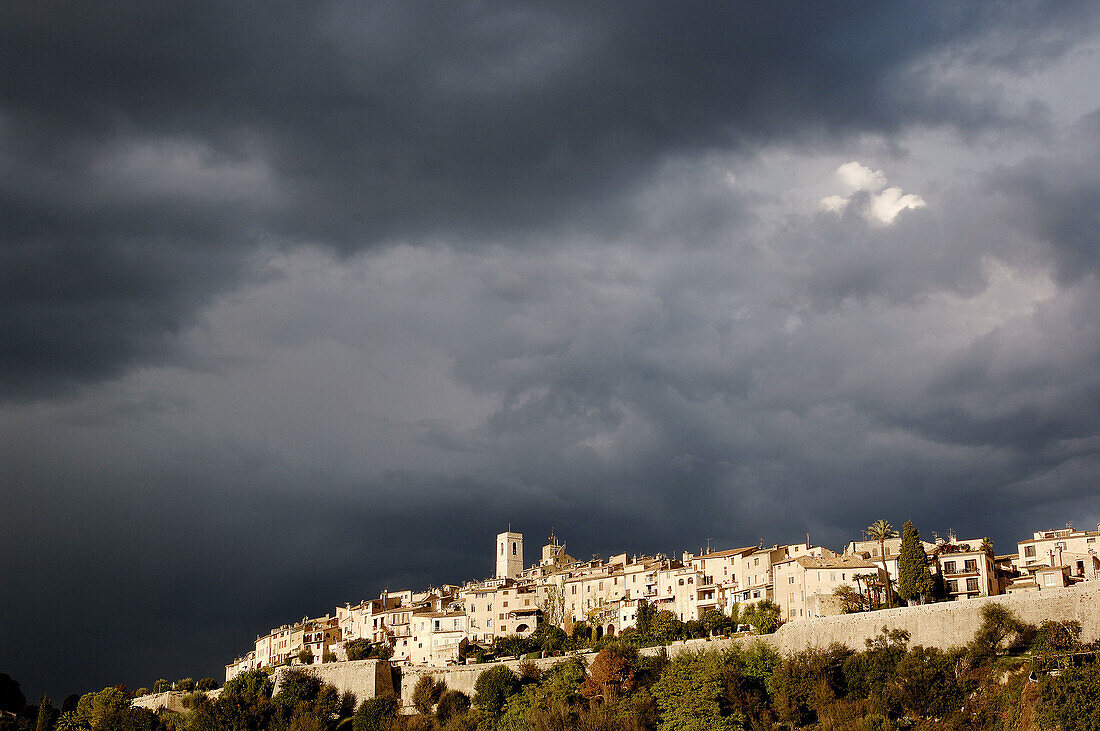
[270, 584, 1100, 711]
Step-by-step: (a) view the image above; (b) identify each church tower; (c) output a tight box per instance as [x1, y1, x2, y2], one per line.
[496, 530, 523, 580]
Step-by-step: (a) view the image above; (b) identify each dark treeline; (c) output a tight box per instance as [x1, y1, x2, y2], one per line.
[3, 604, 1099, 730]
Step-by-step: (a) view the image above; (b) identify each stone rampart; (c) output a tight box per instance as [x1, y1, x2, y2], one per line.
[272, 659, 394, 701]
[254, 584, 1100, 710]
[766, 583, 1100, 654]
[132, 689, 219, 713]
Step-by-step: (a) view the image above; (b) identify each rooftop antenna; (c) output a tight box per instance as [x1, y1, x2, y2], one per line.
[705, 538, 713, 554]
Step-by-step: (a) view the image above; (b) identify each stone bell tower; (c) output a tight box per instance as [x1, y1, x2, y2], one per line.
[496, 530, 523, 580]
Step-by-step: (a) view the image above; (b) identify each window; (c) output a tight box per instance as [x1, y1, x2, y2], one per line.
[964, 559, 977, 572]
[788, 576, 795, 584]
[688, 577, 693, 584]
[1044, 573, 1058, 587]
[943, 561, 956, 573]
[947, 580, 958, 593]
[503, 601, 508, 608]
[1025, 545, 1036, 558]
[487, 604, 492, 611]
[966, 578, 979, 592]
[512, 542, 517, 555]
[678, 579, 684, 585]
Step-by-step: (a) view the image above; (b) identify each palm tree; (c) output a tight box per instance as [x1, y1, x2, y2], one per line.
[866, 519, 898, 606]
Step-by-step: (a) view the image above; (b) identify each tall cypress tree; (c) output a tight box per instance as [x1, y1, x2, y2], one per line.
[897, 520, 933, 604]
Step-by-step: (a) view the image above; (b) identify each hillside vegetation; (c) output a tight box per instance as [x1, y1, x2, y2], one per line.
[3, 605, 1099, 731]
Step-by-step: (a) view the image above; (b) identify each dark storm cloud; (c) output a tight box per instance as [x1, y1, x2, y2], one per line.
[5, 0, 1100, 705]
[995, 109, 1100, 281]
[4, 1, 1097, 396]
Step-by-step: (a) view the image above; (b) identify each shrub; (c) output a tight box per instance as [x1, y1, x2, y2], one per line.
[473, 665, 519, 715]
[771, 645, 852, 726]
[411, 675, 445, 715]
[517, 660, 542, 683]
[435, 689, 471, 726]
[353, 695, 398, 731]
[742, 599, 783, 635]
[967, 603, 1033, 665]
[888, 645, 960, 719]
[1037, 658, 1100, 730]
[344, 639, 373, 661]
[651, 650, 741, 730]
[174, 678, 195, 692]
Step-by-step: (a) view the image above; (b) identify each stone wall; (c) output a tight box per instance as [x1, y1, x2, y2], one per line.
[255, 584, 1100, 711]
[272, 659, 394, 701]
[766, 583, 1100, 654]
[132, 689, 219, 713]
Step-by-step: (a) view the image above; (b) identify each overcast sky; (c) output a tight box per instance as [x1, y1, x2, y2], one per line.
[4, 1, 1100, 700]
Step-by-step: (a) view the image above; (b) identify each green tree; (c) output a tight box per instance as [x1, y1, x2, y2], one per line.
[195, 678, 219, 691]
[896, 520, 933, 605]
[741, 600, 782, 635]
[532, 622, 568, 652]
[274, 669, 322, 714]
[218, 668, 275, 731]
[74, 687, 129, 730]
[701, 609, 731, 637]
[636, 598, 657, 638]
[865, 519, 898, 606]
[175, 678, 196, 692]
[35, 695, 54, 731]
[651, 610, 685, 643]
[966, 603, 1032, 665]
[473, 665, 519, 715]
[411, 675, 445, 715]
[353, 695, 398, 731]
[298, 647, 314, 665]
[493, 633, 536, 658]
[651, 650, 742, 731]
[1037, 658, 1100, 730]
[344, 639, 373, 661]
[435, 690, 471, 726]
[152, 679, 170, 694]
[0, 673, 26, 714]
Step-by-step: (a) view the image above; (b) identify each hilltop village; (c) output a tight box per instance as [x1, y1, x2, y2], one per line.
[225, 521, 1100, 680]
